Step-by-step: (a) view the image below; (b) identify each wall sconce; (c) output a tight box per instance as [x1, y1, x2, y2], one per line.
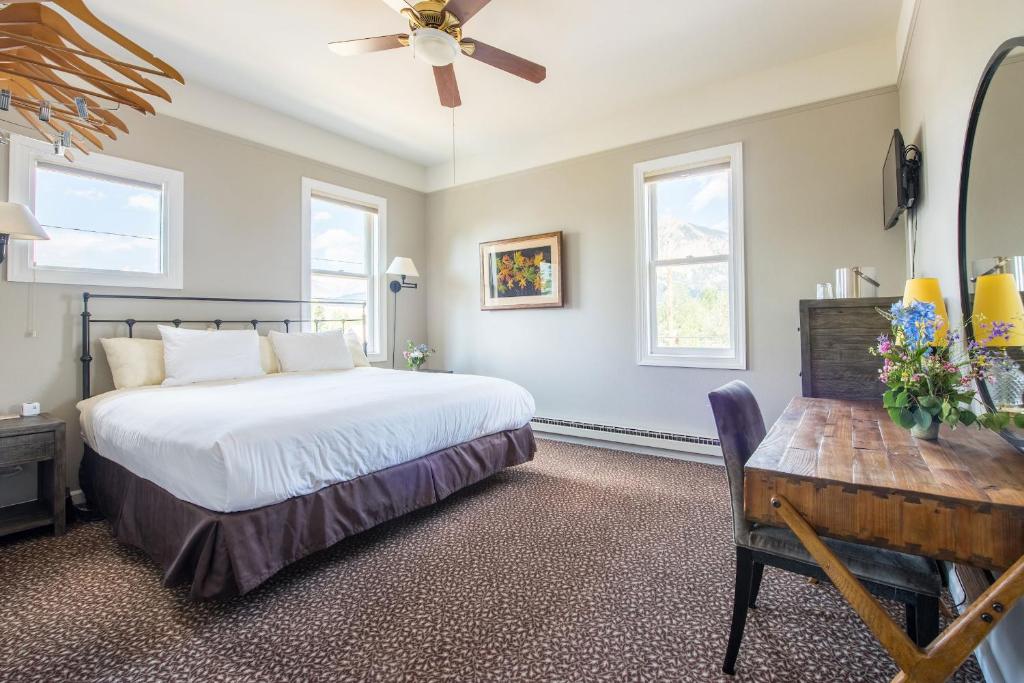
[0, 202, 48, 265]
[386, 257, 419, 368]
[387, 256, 419, 293]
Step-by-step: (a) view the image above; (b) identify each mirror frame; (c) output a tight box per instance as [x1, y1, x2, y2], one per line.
[957, 36, 1024, 449]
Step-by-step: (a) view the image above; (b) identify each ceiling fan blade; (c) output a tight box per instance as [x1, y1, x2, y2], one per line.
[444, 0, 493, 24]
[466, 40, 546, 83]
[433, 64, 461, 108]
[328, 34, 408, 57]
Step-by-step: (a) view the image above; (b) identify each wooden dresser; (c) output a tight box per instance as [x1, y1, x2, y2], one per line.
[799, 297, 900, 400]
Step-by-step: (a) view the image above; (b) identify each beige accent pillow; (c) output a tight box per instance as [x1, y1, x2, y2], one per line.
[100, 338, 166, 390]
[259, 336, 281, 374]
[345, 330, 370, 367]
[102, 335, 280, 390]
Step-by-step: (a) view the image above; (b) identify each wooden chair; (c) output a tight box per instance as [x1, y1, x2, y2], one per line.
[708, 380, 943, 675]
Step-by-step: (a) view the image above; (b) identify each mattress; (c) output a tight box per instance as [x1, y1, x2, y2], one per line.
[78, 368, 535, 512]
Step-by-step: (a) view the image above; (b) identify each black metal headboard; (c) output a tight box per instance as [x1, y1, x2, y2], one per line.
[81, 292, 367, 400]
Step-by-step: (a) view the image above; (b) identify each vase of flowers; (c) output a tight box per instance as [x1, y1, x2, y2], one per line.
[871, 301, 1024, 439]
[403, 341, 435, 371]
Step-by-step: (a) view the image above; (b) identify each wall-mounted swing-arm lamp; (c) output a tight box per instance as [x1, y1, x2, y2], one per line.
[386, 257, 419, 369]
[0, 202, 48, 265]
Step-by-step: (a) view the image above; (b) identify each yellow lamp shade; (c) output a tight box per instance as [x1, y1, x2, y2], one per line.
[903, 277, 949, 345]
[973, 273, 1024, 347]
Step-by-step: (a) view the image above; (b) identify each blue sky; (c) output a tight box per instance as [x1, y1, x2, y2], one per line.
[309, 196, 371, 303]
[655, 167, 730, 234]
[32, 164, 163, 273]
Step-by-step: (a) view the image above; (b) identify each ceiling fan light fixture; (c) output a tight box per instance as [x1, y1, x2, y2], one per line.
[410, 27, 459, 67]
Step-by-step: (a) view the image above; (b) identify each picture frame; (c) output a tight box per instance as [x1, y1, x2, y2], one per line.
[479, 231, 564, 311]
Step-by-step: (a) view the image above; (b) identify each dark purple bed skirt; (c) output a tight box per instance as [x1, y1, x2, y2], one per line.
[80, 426, 536, 599]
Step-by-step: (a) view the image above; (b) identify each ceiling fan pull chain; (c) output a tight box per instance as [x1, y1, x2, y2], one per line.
[451, 105, 456, 186]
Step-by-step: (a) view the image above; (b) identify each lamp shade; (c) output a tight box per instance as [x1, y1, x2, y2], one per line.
[0, 202, 47, 240]
[972, 273, 1024, 347]
[903, 277, 948, 345]
[386, 257, 419, 278]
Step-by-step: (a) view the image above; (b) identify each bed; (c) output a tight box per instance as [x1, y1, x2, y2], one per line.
[76, 293, 536, 599]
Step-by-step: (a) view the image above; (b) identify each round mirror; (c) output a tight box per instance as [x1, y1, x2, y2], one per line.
[959, 38, 1024, 449]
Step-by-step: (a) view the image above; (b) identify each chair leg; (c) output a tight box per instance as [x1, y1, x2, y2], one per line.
[723, 546, 754, 675]
[749, 562, 765, 609]
[905, 603, 918, 644]
[912, 594, 941, 647]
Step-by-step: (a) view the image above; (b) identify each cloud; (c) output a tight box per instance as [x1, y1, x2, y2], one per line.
[66, 188, 105, 201]
[686, 173, 729, 214]
[126, 193, 160, 211]
[311, 228, 365, 271]
[33, 228, 159, 272]
[312, 210, 332, 222]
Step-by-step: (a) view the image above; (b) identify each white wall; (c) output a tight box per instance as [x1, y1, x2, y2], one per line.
[898, 2, 1024, 681]
[898, 0, 1024, 321]
[426, 90, 904, 442]
[0, 113, 427, 498]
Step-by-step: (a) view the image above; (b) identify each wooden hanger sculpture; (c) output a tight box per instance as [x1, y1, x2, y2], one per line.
[0, 0, 182, 159]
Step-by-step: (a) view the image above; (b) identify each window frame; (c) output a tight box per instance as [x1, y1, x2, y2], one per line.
[633, 142, 746, 370]
[6, 134, 184, 289]
[300, 177, 387, 363]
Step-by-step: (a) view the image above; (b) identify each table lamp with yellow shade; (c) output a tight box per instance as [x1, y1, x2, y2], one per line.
[972, 273, 1024, 347]
[903, 277, 949, 345]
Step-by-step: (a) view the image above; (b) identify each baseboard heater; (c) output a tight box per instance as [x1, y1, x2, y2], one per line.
[531, 416, 721, 458]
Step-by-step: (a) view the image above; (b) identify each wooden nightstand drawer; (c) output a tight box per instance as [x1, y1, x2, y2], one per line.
[0, 415, 66, 538]
[0, 431, 54, 466]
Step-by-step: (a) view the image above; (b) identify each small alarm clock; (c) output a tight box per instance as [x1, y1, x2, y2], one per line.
[20, 402, 41, 417]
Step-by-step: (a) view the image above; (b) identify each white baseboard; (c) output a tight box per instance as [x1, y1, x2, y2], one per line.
[532, 421, 723, 466]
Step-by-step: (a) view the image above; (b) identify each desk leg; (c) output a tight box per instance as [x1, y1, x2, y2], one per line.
[770, 495, 1024, 683]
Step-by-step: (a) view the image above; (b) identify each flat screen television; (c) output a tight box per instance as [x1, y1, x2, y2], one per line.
[883, 128, 916, 229]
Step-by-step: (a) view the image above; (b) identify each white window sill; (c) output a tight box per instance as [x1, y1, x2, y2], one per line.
[6, 263, 182, 289]
[638, 355, 747, 370]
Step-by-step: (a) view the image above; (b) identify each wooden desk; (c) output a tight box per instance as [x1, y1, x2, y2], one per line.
[744, 397, 1024, 683]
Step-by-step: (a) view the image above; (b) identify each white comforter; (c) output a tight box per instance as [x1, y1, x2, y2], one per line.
[78, 368, 535, 512]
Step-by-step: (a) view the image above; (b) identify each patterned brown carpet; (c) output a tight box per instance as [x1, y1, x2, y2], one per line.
[0, 439, 981, 682]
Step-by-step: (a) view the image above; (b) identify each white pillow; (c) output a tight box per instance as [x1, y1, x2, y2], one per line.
[345, 330, 370, 367]
[159, 326, 264, 386]
[100, 338, 166, 389]
[269, 330, 354, 372]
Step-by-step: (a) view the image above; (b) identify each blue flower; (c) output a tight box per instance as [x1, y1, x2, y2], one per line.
[891, 301, 938, 350]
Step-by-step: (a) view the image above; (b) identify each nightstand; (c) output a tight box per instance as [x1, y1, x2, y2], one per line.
[0, 415, 66, 537]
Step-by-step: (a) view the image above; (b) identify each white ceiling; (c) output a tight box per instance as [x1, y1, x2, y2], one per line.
[89, 0, 900, 189]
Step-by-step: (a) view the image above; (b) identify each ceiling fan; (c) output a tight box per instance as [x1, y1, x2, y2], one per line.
[328, 0, 546, 108]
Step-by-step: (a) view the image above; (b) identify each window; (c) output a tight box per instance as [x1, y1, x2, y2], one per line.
[634, 143, 745, 369]
[301, 177, 386, 362]
[7, 135, 183, 288]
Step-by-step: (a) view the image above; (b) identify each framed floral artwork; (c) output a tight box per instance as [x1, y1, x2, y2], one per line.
[479, 231, 563, 310]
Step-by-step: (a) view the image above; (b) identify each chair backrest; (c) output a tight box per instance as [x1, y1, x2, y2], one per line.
[709, 380, 767, 546]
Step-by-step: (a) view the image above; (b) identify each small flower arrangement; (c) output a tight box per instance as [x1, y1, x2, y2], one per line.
[871, 301, 1024, 439]
[403, 341, 435, 371]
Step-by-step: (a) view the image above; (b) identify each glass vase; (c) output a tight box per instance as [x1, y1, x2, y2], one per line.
[911, 421, 940, 441]
[991, 362, 1024, 410]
